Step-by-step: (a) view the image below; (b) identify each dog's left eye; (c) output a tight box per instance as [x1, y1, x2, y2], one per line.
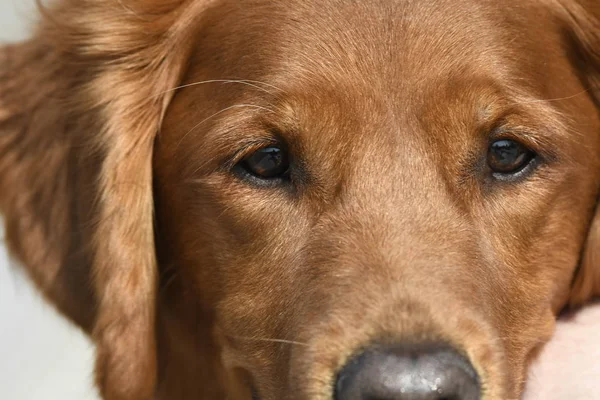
[240, 146, 290, 179]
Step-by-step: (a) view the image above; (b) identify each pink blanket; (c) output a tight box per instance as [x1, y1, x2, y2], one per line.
[524, 302, 600, 400]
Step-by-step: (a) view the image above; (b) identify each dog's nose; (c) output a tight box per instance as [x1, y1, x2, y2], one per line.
[334, 343, 480, 400]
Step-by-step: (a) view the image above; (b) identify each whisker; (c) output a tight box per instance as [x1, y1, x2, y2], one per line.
[157, 79, 277, 98]
[233, 78, 286, 94]
[508, 88, 591, 106]
[115, 0, 147, 20]
[158, 263, 180, 294]
[227, 335, 309, 347]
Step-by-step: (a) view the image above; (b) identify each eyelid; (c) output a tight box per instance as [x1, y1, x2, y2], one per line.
[487, 122, 559, 163]
[225, 126, 293, 168]
[224, 139, 280, 171]
[489, 126, 534, 145]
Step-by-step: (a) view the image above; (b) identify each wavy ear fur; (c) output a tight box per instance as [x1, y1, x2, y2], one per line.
[572, 209, 600, 305]
[552, 0, 600, 305]
[0, 1, 214, 399]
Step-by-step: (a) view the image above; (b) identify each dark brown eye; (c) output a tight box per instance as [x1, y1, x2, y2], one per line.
[240, 146, 289, 179]
[487, 139, 535, 174]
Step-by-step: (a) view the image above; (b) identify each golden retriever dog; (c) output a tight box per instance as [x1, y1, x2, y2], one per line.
[1, 0, 599, 399]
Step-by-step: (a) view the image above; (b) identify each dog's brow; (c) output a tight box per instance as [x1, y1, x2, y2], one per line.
[506, 88, 592, 107]
[156, 79, 283, 97]
[175, 103, 276, 152]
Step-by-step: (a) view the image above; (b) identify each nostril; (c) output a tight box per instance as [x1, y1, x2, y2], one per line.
[334, 343, 480, 400]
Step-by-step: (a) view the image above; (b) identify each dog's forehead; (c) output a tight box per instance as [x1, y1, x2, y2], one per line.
[219, 0, 524, 131]
[182, 0, 562, 182]
[246, 1, 520, 167]
[203, 0, 522, 86]
[259, 0, 515, 85]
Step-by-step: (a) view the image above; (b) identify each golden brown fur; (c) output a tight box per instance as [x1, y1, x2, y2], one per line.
[0, 0, 599, 399]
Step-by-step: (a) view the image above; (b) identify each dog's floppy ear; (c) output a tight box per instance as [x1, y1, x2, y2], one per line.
[0, 1, 214, 399]
[551, 0, 600, 305]
[571, 209, 600, 305]
[555, 0, 600, 98]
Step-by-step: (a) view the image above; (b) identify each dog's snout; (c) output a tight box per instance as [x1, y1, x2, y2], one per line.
[334, 343, 480, 400]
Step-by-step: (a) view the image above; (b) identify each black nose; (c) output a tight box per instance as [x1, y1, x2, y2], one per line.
[335, 343, 480, 400]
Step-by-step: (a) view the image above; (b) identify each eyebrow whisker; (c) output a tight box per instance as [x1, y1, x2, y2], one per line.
[226, 335, 309, 347]
[508, 87, 591, 106]
[157, 79, 279, 98]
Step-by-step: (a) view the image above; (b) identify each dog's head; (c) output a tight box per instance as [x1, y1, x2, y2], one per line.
[1, 0, 600, 399]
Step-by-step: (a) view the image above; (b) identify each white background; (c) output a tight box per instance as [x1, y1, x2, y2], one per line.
[0, 1, 99, 399]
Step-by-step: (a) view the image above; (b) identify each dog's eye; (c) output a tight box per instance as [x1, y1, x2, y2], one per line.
[487, 139, 535, 175]
[240, 146, 289, 179]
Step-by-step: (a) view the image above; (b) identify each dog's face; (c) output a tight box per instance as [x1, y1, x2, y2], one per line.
[153, 0, 600, 398]
[1, 0, 600, 399]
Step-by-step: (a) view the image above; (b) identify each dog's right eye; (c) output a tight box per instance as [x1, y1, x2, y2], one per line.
[487, 139, 536, 176]
[237, 146, 290, 181]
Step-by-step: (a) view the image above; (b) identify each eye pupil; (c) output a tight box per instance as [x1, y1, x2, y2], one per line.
[488, 139, 534, 174]
[242, 146, 289, 179]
